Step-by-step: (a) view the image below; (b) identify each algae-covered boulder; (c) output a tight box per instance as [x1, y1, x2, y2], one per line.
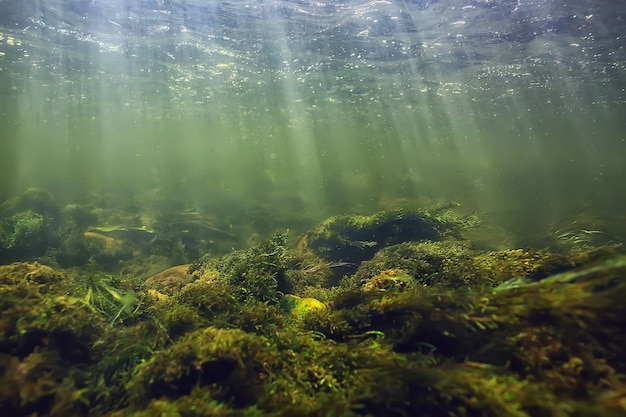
[170, 266, 290, 336]
[350, 241, 610, 292]
[0, 188, 64, 263]
[296, 206, 475, 282]
[353, 240, 479, 290]
[0, 209, 56, 262]
[0, 188, 61, 220]
[0, 262, 109, 416]
[126, 327, 276, 406]
[297, 206, 471, 262]
[0, 262, 107, 357]
[189, 232, 296, 304]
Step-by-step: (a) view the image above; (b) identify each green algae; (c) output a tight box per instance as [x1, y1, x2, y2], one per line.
[1, 206, 626, 417]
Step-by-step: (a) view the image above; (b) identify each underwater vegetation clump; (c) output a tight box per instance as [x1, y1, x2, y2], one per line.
[1, 195, 626, 416]
[297, 205, 472, 263]
[0, 189, 61, 262]
[296, 204, 477, 285]
[0, 188, 241, 273]
[189, 232, 295, 304]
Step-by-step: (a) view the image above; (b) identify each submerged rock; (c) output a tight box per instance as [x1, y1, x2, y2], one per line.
[143, 264, 193, 295]
[2, 201, 626, 417]
[0, 262, 108, 416]
[0, 188, 61, 220]
[0, 188, 65, 263]
[0, 209, 55, 261]
[296, 206, 476, 282]
[189, 232, 295, 304]
[125, 327, 273, 406]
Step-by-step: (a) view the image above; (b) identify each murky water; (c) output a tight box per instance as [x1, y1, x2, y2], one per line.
[1, 0, 625, 245]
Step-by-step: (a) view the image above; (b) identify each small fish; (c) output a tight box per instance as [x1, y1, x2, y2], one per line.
[328, 261, 355, 268]
[302, 260, 354, 274]
[351, 240, 377, 249]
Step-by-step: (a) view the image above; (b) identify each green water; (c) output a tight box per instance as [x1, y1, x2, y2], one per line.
[1, 0, 625, 244]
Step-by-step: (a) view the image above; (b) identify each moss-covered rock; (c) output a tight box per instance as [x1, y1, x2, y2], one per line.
[352, 240, 480, 290]
[0, 263, 107, 356]
[0, 262, 111, 416]
[0, 188, 65, 263]
[2, 203, 626, 417]
[0, 188, 61, 220]
[0, 210, 56, 261]
[56, 232, 100, 267]
[190, 232, 295, 304]
[125, 327, 276, 407]
[296, 206, 476, 282]
[350, 241, 604, 292]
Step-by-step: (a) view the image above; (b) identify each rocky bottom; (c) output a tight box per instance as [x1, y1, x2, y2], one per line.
[1, 192, 626, 416]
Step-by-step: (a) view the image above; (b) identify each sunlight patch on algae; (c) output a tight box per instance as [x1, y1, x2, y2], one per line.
[280, 294, 326, 318]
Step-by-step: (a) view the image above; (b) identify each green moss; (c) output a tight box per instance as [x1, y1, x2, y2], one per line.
[191, 232, 295, 304]
[0, 263, 107, 354]
[0, 210, 54, 260]
[297, 207, 476, 275]
[151, 301, 205, 339]
[126, 327, 276, 407]
[353, 240, 480, 290]
[0, 263, 111, 416]
[178, 273, 238, 317]
[1, 208, 626, 417]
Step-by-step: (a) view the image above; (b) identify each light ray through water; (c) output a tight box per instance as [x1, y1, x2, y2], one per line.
[0, 0, 624, 242]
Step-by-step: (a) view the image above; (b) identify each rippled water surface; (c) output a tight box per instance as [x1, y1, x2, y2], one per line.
[1, 0, 625, 243]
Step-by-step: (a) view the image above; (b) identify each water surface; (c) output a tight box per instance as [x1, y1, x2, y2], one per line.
[1, 0, 625, 243]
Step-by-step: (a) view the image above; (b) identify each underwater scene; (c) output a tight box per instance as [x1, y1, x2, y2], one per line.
[1, 0, 626, 415]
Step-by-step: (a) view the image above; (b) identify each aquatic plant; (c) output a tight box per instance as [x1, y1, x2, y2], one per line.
[352, 240, 480, 290]
[0, 263, 109, 415]
[0, 210, 54, 261]
[82, 275, 137, 325]
[191, 232, 295, 304]
[2, 216, 626, 416]
[296, 206, 478, 286]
